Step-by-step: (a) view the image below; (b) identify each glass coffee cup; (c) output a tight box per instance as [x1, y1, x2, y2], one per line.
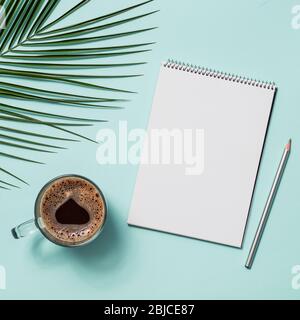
[12, 175, 107, 247]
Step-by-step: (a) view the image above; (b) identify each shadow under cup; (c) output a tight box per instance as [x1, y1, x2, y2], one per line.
[34, 175, 107, 247]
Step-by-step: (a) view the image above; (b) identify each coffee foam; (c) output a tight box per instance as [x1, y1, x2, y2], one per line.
[39, 177, 105, 245]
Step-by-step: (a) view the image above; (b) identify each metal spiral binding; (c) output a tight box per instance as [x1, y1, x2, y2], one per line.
[163, 59, 276, 90]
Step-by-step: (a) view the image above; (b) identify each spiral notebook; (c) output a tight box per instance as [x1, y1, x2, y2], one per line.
[128, 60, 276, 248]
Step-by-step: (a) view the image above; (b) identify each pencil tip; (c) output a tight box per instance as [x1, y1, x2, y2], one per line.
[286, 139, 292, 151]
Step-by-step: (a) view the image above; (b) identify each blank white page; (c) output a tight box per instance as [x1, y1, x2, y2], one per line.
[128, 62, 276, 248]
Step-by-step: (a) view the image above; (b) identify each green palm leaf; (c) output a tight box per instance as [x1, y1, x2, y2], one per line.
[1, 0, 25, 52]
[0, 0, 157, 188]
[0, 102, 107, 122]
[0, 133, 66, 149]
[28, 0, 59, 38]
[39, 0, 154, 35]
[0, 80, 126, 102]
[0, 185, 10, 190]
[0, 67, 140, 93]
[10, 0, 40, 48]
[18, 1, 45, 45]
[5, 48, 151, 60]
[0, 139, 57, 153]
[0, 89, 123, 109]
[32, 10, 158, 41]
[0, 116, 93, 126]
[0, 166, 28, 184]
[25, 28, 157, 47]
[0, 179, 19, 188]
[0, 126, 79, 141]
[12, 42, 154, 55]
[0, 151, 45, 164]
[38, 0, 91, 33]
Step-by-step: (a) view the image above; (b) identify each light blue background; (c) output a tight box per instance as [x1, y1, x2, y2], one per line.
[0, 0, 299, 299]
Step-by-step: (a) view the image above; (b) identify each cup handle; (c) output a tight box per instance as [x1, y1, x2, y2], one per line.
[11, 219, 38, 239]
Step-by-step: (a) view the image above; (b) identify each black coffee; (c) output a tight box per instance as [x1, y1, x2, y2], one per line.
[39, 176, 105, 245]
[55, 199, 90, 225]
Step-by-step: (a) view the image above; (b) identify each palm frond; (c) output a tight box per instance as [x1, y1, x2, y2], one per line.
[28, 0, 59, 38]
[10, 0, 39, 48]
[0, 166, 28, 184]
[18, 1, 45, 45]
[25, 27, 157, 47]
[32, 10, 158, 41]
[0, 116, 93, 126]
[0, 0, 157, 187]
[0, 89, 123, 109]
[13, 42, 154, 55]
[0, 185, 10, 190]
[0, 67, 140, 93]
[0, 60, 147, 68]
[0, 133, 66, 149]
[0, 80, 127, 102]
[5, 48, 151, 60]
[0, 151, 45, 164]
[0, 126, 79, 141]
[0, 102, 106, 122]
[0, 0, 20, 50]
[0, 139, 57, 153]
[0, 179, 20, 188]
[38, 0, 91, 33]
[39, 0, 154, 35]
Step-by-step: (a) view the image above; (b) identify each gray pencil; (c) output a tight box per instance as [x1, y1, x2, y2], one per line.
[245, 139, 291, 269]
